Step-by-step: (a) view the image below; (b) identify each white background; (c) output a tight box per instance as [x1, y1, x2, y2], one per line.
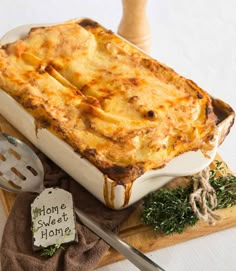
[0, 0, 235, 271]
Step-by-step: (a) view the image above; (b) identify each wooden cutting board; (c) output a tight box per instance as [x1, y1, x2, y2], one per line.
[98, 156, 236, 267]
[0, 114, 236, 268]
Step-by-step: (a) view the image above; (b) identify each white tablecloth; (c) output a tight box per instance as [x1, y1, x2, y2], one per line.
[0, 1, 235, 270]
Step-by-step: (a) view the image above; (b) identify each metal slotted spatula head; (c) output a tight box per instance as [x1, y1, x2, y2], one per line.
[0, 133, 44, 193]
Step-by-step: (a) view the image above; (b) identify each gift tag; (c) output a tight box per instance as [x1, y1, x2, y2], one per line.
[31, 187, 77, 249]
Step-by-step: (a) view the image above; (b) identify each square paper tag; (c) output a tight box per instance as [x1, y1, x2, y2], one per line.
[31, 187, 77, 250]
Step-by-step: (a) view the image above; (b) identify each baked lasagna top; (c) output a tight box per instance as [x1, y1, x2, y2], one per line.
[0, 19, 217, 184]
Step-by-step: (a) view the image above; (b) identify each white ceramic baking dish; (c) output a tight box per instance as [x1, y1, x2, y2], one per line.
[0, 21, 234, 209]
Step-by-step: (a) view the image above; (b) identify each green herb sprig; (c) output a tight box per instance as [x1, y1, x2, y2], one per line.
[141, 162, 236, 235]
[41, 242, 64, 258]
[141, 185, 198, 235]
[211, 174, 236, 209]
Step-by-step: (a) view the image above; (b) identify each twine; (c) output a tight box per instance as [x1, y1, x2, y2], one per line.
[189, 166, 220, 225]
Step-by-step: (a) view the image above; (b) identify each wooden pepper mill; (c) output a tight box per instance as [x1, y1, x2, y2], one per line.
[118, 0, 151, 53]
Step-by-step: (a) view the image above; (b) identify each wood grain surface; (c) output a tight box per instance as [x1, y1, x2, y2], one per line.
[0, 114, 235, 269]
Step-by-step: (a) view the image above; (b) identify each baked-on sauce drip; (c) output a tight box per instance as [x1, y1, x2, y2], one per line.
[103, 175, 134, 209]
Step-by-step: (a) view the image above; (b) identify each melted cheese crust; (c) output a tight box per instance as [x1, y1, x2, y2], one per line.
[0, 19, 217, 184]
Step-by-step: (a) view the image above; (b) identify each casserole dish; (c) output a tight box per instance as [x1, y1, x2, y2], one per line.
[0, 19, 234, 209]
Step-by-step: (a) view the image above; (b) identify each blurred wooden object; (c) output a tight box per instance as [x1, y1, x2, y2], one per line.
[118, 0, 151, 53]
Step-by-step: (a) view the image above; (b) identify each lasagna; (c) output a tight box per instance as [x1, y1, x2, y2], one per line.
[0, 19, 217, 184]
